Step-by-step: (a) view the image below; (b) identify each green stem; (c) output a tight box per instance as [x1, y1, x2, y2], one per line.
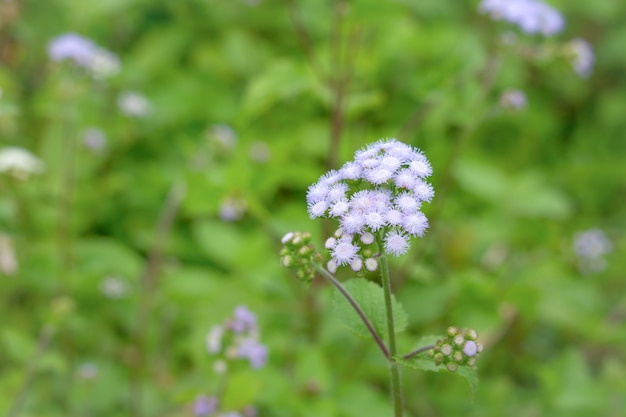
[379, 249, 403, 417]
[314, 265, 390, 359]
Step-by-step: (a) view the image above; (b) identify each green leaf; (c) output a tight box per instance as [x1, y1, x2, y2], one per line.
[221, 370, 262, 410]
[397, 354, 479, 397]
[332, 278, 408, 341]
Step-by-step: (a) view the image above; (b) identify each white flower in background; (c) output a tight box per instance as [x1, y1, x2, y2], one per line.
[207, 124, 238, 150]
[573, 229, 612, 273]
[479, 0, 565, 36]
[219, 196, 247, 222]
[99, 276, 129, 298]
[86, 48, 121, 79]
[76, 363, 99, 381]
[117, 91, 151, 117]
[567, 38, 594, 78]
[0, 147, 45, 180]
[249, 141, 270, 163]
[500, 89, 527, 110]
[83, 127, 107, 152]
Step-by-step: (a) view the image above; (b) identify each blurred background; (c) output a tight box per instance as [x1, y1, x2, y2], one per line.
[0, 0, 625, 416]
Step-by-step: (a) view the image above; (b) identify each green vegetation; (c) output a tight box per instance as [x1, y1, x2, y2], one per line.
[0, 0, 624, 416]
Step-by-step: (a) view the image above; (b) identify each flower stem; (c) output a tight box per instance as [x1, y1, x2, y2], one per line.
[314, 265, 390, 359]
[403, 344, 436, 360]
[379, 251, 403, 417]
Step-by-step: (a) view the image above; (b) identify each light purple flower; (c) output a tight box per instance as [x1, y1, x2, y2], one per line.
[306, 138, 434, 265]
[463, 341, 478, 357]
[479, 0, 565, 36]
[568, 38, 594, 78]
[232, 305, 257, 333]
[193, 395, 218, 417]
[237, 339, 268, 369]
[500, 89, 527, 110]
[48, 33, 96, 65]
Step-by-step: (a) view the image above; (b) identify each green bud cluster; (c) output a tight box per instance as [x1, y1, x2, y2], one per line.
[428, 326, 483, 372]
[280, 232, 322, 285]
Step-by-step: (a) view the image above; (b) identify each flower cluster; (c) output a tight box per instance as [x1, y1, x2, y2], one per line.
[573, 229, 612, 274]
[0, 147, 45, 180]
[206, 305, 268, 371]
[306, 139, 433, 269]
[280, 232, 322, 284]
[427, 327, 483, 372]
[48, 33, 120, 79]
[195, 306, 266, 416]
[479, 0, 565, 36]
[566, 38, 595, 78]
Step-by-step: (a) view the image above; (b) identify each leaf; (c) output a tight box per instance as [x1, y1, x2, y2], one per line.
[397, 355, 479, 397]
[221, 370, 262, 410]
[332, 278, 408, 341]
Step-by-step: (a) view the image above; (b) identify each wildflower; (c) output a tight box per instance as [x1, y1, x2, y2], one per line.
[566, 38, 594, 78]
[500, 89, 527, 110]
[237, 338, 268, 369]
[479, 0, 565, 36]
[231, 305, 257, 333]
[206, 325, 223, 354]
[48, 33, 96, 65]
[48, 33, 120, 78]
[0, 147, 45, 180]
[117, 91, 151, 117]
[83, 128, 107, 152]
[76, 363, 98, 381]
[219, 197, 246, 222]
[306, 139, 433, 267]
[99, 276, 128, 299]
[573, 228, 612, 273]
[194, 395, 218, 417]
[207, 124, 237, 150]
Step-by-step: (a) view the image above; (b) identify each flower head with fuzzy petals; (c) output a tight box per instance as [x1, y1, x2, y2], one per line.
[306, 138, 434, 266]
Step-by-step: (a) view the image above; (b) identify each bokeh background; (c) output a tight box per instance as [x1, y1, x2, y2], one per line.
[1, 0, 625, 416]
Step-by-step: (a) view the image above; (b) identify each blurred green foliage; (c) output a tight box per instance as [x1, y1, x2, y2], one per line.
[0, 0, 625, 416]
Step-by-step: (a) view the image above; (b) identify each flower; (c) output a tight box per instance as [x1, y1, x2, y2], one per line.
[0, 147, 45, 180]
[193, 395, 218, 417]
[479, 0, 565, 36]
[48, 33, 96, 65]
[83, 128, 107, 152]
[573, 228, 612, 273]
[231, 305, 257, 333]
[306, 139, 433, 265]
[48, 33, 120, 78]
[117, 91, 151, 117]
[500, 89, 527, 110]
[237, 338, 268, 369]
[567, 38, 594, 78]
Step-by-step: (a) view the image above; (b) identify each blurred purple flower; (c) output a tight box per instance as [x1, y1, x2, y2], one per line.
[193, 395, 218, 417]
[232, 305, 257, 333]
[500, 89, 527, 110]
[48, 33, 96, 65]
[568, 38, 594, 78]
[479, 0, 565, 36]
[237, 338, 268, 369]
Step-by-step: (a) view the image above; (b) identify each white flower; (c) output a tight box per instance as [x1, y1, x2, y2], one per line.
[0, 147, 45, 180]
[384, 231, 410, 256]
[332, 241, 359, 265]
[118, 91, 151, 117]
[402, 212, 429, 237]
[568, 38, 594, 78]
[365, 258, 378, 271]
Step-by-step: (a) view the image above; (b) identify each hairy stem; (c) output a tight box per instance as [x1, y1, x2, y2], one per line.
[314, 265, 390, 359]
[379, 250, 403, 417]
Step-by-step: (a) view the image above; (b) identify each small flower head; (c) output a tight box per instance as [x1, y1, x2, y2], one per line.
[566, 38, 594, 78]
[431, 328, 483, 371]
[193, 395, 218, 417]
[280, 231, 322, 284]
[0, 147, 45, 180]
